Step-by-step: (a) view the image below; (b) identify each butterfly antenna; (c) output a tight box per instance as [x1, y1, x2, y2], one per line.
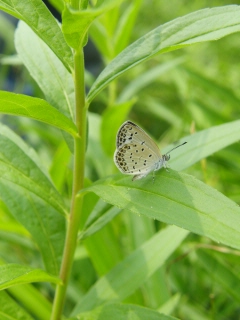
[166, 142, 187, 155]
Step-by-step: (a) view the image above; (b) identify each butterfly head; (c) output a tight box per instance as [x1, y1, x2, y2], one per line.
[163, 154, 170, 161]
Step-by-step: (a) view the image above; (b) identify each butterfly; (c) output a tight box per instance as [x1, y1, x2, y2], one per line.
[114, 120, 187, 181]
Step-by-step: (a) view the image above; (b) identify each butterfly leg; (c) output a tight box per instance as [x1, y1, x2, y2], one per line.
[164, 163, 170, 173]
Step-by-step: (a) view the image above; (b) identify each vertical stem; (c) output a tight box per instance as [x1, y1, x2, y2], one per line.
[50, 48, 86, 320]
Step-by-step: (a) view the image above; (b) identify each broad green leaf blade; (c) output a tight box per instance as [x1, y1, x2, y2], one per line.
[0, 91, 77, 137]
[167, 120, 240, 171]
[72, 226, 188, 315]
[84, 170, 240, 250]
[75, 303, 179, 320]
[87, 5, 240, 103]
[197, 250, 240, 303]
[0, 124, 67, 215]
[62, 0, 123, 49]
[15, 21, 75, 120]
[0, 291, 34, 320]
[0, 264, 60, 290]
[1, 184, 65, 276]
[0, 0, 73, 71]
[0, 125, 66, 274]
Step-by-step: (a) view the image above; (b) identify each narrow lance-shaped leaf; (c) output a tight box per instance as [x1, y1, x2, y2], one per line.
[0, 264, 61, 291]
[0, 125, 66, 274]
[0, 91, 77, 137]
[72, 225, 188, 315]
[83, 170, 240, 251]
[117, 57, 185, 102]
[0, 291, 34, 320]
[15, 21, 75, 120]
[75, 303, 179, 320]
[0, 0, 73, 71]
[165, 120, 240, 171]
[87, 5, 240, 103]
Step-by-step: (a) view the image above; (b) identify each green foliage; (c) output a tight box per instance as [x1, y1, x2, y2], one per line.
[0, 1, 240, 319]
[0, 0, 73, 71]
[0, 264, 61, 290]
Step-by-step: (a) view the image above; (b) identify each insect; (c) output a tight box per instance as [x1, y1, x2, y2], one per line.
[114, 120, 187, 181]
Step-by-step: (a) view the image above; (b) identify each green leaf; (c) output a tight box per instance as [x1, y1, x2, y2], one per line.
[84, 213, 123, 275]
[197, 250, 240, 303]
[0, 0, 73, 71]
[80, 203, 121, 240]
[84, 170, 240, 250]
[114, 0, 142, 55]
[15, 21, 75, 120]
[143, 98, 183, 128]
[75, 302, 179, 320]
[48, 0, 64, 13]
[0, 11, 15, 53]
[158, 294, 181, 315]
[89, 20, 113, 59]
[0, 125, 66, 274]
[0, 91, 77, 137]
[117, 58, 185, 103]
[87, 112, 113, 178]
[62, 0, 123, 49]
[185, 68, 240, 109]
[0, 264, 60, 290]
[49, 141, 72, 192]
[87, 5, 240, 103]
[0, 291, 34, 320]
[167, 120, 240, 171]
[100, 99, 135, 156]
[7, 284, 52, 320]
[72, 226, 188, 314]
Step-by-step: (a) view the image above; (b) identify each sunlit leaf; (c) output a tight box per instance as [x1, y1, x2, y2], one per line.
[84, 170, 240, 250]
[0, 264, 60, 290]
[0, 0, 73, 71]
[72, 226, 188, 314]
[0, 91, 77, 137]
[87, 5, 240, 102]
[75, 302, 179, 320]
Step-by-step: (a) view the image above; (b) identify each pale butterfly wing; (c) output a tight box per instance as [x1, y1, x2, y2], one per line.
[114, 121, 163, 180]
[116, 121, 162, 156]
[114, 142, 160, 176]
[114, 120, 187, 180]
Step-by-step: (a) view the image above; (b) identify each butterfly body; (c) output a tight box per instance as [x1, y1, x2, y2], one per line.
[114, 121, 171, 180]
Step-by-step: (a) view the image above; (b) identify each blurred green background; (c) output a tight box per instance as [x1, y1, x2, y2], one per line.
[1, 2, 240, 319]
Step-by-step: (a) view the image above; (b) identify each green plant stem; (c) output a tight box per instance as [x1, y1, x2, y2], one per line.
[50, 48, 86, 320]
